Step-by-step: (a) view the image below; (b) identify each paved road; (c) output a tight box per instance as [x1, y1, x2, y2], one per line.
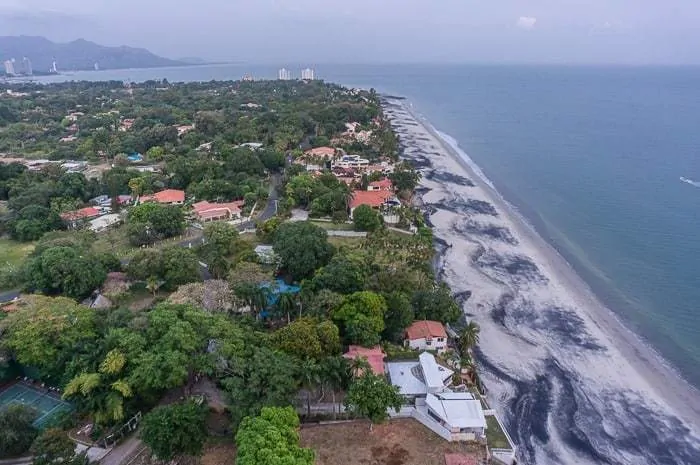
[99, 436, 145, 465]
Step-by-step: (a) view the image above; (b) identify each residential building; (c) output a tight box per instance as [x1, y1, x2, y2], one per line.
[119, 119, 135, 132]
[60, 207, 101, 228]
[3, 59, 15, 76]
[343, 345, 386, 376]
[368, 178, 393, 192]
[192, 200, 244, 222]
[89, 214, 122, 232]
[139, 189, 185, 205]
[176, 124, 195, 136]
[278, 68, 292, 80]
[332, 154, 369, 170]
[20, 57, 32, 76]
[349, 190, 394, 216]
[301, 68, 315, 80]
[405, 320, 448, 353]
[425, 392, 486, 440]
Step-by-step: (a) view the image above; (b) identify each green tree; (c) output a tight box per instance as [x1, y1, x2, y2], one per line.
[382, 291, 414, 344]
[62, 349, 133, 424]
[161, 247, 201, 290]
[344, 373, 402, 430]
[352, 204, 383, 232]
[24, 246, 109, 299]
[235, 407, 314, 465]
[140, 401, 208, 461]
[458, 321, 480, 356]
[319, 356, 350, 420]
[30, 429, 85, 465]
[1, 296, 96, 381]
[271, 318, 340, 360]
[220, 347, 299, 427]
[411, 284, 461, 324]
[332, 291, 386, 347]
[273, 222, 334, 280]
[0, 405, 38, 458]
[310, 253, 368, 294]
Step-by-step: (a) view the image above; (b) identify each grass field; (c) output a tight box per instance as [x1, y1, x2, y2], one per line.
[300, 419, 485, 465]
[485, 415, 511, 449]
[310, 221, 356, 231]
[0, 238, 34, 267]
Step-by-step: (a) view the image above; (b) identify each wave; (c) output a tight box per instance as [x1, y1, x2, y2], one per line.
[680, 176, 700, 188]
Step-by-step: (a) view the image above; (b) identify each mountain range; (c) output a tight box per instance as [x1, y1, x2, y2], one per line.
[0, 36, 191, 73]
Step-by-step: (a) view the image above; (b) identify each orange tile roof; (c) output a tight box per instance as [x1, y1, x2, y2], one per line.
[405, 320, 447, 341]
[369, 178, 393, 190]
[343, 345, 386, 375]
[60, 207, 101, 221]
[192, 200, 244, 219]
[350, 190, 392, 209]
[141, 189, 185, 204]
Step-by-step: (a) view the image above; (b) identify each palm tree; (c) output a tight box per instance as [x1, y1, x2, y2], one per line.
[299, 359, 321, 418]
[146, 276, 160, 297]
[348, 356, 371, 379]
[320, 356, 350, 420]
[458, 321, 481, 357]
[277, 292, 297, 324]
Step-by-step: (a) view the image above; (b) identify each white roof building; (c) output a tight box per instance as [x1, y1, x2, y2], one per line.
[425, 392, 486, 431]
[89, 214, 122, 232]
[386, 352, 453, 397]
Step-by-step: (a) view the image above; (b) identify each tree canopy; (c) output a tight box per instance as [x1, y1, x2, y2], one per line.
[344, 373, 402, 428]
[273, 222, 334, 280]
[140, 401, 208, 461]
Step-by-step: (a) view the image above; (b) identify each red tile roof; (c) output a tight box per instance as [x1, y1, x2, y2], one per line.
[60, 207, 101, 222]
[405, 320, 447, 341]
[444, 454, 478, 465]
[192, 200, 244, 219]
[140, 189, 185, 204]
[350, 190, 392, 209]
[343, 345, 386, 375]
[369, 178, 393, 191]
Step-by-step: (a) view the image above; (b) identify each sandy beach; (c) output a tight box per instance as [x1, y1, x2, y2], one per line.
[382, 98, 700, 465]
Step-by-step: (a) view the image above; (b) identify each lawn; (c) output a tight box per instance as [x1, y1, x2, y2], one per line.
[0, 238, 34, 267]
[300, 418, 486, 465]
[485, 415, 511, 450]
[91, 225, 201, 259]
[310, 220, 356, 231]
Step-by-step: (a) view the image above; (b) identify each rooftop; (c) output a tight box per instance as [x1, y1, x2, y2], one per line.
[343, 345, 386, 375]
[406, 320, 447, 341]
[350, 190, 393, 209]
[419, 352, 453, 392]
[368, 178, 393, 190]
[426, 392, 486, 429]
[305, 146, 336, 157]
[60, 207, 100, 222]
[140, 189, 185, 204]
[192, 200, 244, 216]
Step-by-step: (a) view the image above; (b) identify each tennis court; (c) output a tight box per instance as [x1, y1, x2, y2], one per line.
[0, 382, 72, 428]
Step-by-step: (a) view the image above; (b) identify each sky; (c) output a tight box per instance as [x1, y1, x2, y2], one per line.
[0, 0, 699, 65]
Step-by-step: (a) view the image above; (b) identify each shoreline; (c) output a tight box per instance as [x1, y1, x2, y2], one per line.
[412, 105, 700, 421]
[383, 97, 700, 464]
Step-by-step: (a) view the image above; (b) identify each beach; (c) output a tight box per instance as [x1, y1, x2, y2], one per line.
[382, 98, 700, 465]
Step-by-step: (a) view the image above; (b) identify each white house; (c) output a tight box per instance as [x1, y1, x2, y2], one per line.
[425, 392, 486, 440]
[331, 154, 369, 170]
[404, 320, 448, 353]
[89, 214, 122, 233]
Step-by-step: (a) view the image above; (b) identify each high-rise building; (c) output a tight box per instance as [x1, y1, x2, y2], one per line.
[21, 57, 32, 76]
[3, 59, 15, 76]
[278, 68, 292, 80]
[301, 68, 315, 80]
[50, 61, 58, 74]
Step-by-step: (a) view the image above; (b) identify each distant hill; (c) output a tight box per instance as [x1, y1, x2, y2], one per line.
[0, 36, 189, 73]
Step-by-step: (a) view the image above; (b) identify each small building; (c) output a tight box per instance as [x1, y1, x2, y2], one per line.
[192, 200, 244, 222]
[349, 190, 394, 217]
[332, 154, 369, 170]
[176, 124, 195, 136]
[60, 207, 101, 228]
[140, 189, 185, 205]
[343, 345, 386, 376]
[368, 178, 393, 192]
[425, 392, 486, 440]
[405, 320, 448, 353]
[89, 214, 122, 232]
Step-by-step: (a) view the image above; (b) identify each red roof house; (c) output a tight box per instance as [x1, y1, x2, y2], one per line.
[349, 190, 393, 212]
[368, 178, 393, 192]
[343, 345, 386, 376]
[140, 189, 185, 205]
[192, 200, 244, 222]
[60, 207, 101, 222]
[405, 320, 448, 353]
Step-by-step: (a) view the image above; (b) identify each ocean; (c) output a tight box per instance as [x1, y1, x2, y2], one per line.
[25, 64, 700, 463]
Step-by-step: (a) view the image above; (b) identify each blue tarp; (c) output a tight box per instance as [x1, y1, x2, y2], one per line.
[259, 279, 301, 316]
[127, 152, 143, 162]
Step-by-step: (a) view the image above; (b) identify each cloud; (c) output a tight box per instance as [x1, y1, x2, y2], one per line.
[516, 16, 537, 31]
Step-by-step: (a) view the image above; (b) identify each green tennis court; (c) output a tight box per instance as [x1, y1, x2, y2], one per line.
[0, 383, 72, 428]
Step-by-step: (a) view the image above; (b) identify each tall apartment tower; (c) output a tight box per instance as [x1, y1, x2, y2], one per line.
[3, 59, 15, 76]
[278, 68, 292, 80]
[301, 68, 315, 80]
